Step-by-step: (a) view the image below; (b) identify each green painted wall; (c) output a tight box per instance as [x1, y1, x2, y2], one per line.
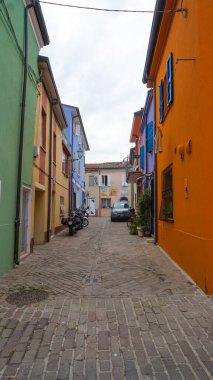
[0, 0, 41, 275]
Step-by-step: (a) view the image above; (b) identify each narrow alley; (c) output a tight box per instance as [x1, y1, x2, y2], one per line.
[0, 218, 212, 380]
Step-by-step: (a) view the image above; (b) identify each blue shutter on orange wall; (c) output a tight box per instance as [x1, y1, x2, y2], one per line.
[147, 122, 153, 153]
[166, 52, 173, 105]
[140, 145, 145, 169]
[159, 80, 164, 123]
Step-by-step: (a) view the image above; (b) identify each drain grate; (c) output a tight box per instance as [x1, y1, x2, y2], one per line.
[6, 289, 48, 306]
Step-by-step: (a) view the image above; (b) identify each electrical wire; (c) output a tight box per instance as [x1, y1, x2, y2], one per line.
[39, 1, 184, 14]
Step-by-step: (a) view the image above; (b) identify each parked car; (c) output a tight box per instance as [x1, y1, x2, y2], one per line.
[111, 201, 131, 222]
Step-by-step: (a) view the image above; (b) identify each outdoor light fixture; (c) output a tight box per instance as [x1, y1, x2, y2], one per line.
[71, 149, 84, 162]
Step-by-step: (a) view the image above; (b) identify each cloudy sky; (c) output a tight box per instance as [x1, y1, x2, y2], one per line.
[40, 0, 156, 163]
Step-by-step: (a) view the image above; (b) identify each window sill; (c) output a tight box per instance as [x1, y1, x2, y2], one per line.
[160, 104, 172, 124]
[159, 217, 174, 223]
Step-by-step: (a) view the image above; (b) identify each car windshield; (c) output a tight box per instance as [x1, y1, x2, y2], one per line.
[113, 202, 129, 209]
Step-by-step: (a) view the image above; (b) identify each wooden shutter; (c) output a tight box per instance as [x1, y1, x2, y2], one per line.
[147, 122, 154, 153]
[140, 145, 145, 169]
[159, 80, 164, 123]
[108, 175, 111, 186]
[98, 175, 102, 186]
[167, 52, 173, 106]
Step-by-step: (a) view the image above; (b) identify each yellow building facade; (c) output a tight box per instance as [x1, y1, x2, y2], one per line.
[31, 56, 69, 248]
[143, 0, 213, 293]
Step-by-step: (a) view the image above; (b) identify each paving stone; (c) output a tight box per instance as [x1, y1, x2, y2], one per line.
[0, 218, 212, 380]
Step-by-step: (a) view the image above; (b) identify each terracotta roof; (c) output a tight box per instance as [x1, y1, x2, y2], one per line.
[85, 162, 127, 170]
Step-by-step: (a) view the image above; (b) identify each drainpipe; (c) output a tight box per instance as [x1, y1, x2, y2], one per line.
[71, 114, 78, 210]
[14, 1, 34, 265]
[153, 82, 158, 244]
[46, 101, 55, 242]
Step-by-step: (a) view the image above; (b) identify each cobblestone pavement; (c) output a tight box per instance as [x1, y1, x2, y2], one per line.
[0, 217, 212, 380]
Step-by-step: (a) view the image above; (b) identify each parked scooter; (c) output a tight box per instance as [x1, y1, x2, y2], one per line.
[61, 211, 82, 235]
[75, 208, 89, 227]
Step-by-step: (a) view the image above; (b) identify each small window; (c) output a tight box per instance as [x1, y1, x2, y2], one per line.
[60, 196, 65, 217]
[159, 164, 173, 221]
[102, 175, 108, 186]
[41, 108, 46, 149]
[159, 52, 174, 123]
[101, 198, 111, 208]
[53, 133, 56, 163]
[62, 150, 68, 177]
[89, 176, 95, 186]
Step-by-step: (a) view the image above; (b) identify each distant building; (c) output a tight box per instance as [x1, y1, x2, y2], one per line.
[126, 110, 143, 208]
[63, 105, 90, 210]
[85, 162, 131, 217]
[141, 90, 155, 235]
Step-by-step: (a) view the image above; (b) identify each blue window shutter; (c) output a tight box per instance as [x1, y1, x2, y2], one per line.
[147, 122, 153, 153]
[159, 80, 164, 123]
[167, 52, 173, 106]
[140, 145, 145, 169]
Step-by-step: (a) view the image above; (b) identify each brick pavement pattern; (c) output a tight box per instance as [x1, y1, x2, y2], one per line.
[0, 217, 212, 379]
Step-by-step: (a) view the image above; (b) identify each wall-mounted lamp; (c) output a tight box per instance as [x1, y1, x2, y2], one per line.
[71, 149, 84, 162]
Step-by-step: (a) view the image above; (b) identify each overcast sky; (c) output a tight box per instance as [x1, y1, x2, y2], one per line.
[40, 0, 156, 163]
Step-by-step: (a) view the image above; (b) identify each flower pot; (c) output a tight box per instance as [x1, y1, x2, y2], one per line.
[137, 227, 143, 237]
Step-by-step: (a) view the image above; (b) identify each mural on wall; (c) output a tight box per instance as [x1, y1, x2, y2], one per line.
[100, 186, 108, 197]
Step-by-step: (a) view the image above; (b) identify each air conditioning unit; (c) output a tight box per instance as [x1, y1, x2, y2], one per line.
[33, 146, 40, 158]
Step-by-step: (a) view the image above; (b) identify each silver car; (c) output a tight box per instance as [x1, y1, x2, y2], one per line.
[111, 201, 130, 222]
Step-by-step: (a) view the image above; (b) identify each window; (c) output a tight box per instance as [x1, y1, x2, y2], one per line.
[159, 52, 174, 123]
[78, 160, 81, 176]
[53, 133, 56, 163]
[101, 198, 111, 208]
[102, 175, 108, 186]
[41, 108, 46, 149]
[159, 164, 173, 221]
[74, 123, 80, 136]
[60, 196, 65, 216]
[166, 52, 173, 106]
[89, 176, 95, 186]
[62, 150, 68, 177]
[146, 122, 153, 153]
[159, 80, 164, 123]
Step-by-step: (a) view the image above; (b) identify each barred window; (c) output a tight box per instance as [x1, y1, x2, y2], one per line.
[159, 164, 173, 221]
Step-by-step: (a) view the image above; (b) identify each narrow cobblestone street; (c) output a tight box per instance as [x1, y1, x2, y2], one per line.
[0, 218, 212, 380]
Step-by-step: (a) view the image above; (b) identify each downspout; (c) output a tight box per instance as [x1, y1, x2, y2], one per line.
[153, 82, 158, 244]
[71, 114, 78, 210]
[145, 112, 148, 189]
[14, 1, 34, 265]
[47, 102, 55, 242]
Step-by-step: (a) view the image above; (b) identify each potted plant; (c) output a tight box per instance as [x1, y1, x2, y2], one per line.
[138, 189, 152, 237]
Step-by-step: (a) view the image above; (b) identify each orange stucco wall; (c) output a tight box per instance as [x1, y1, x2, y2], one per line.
[31, 83, 69, 245]
[152, 0, 213, 293]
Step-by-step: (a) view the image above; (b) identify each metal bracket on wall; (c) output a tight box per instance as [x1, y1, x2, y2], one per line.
[176, 58, 196, 64]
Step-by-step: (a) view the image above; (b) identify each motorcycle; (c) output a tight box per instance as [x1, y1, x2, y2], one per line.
[75, 208, 89, 227]
[61, 211, 82, 235]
